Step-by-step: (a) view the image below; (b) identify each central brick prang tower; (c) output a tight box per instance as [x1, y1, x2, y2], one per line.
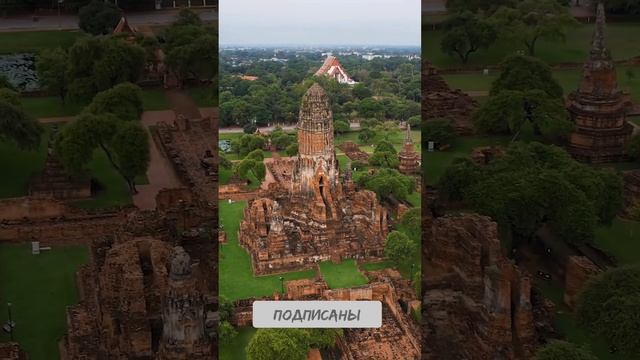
[294, 83, 339, 195]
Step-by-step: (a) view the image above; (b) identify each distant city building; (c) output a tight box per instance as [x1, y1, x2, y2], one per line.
[314, 56, 357, 85]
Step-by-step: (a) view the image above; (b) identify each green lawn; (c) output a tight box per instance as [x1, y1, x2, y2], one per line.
[0, 244, 88, 360]
[219, 200, 316, 301]
[0, 125, 50, 198]
[0, 30, 84, 54]
[219, 327, 257, 360]
[71, 149, 134, 209]
[140, 89, 170, 111]
[595, 218, 640, 266]
[187, 85, 217, 107]
[21, 89, 170, 119]
[318, 260, 368, 289]
[442, 67, 640, 102]
[21, 97, 85, 119]
[424, 135, 511, 185]
[424, 23, 640, 68]
[335, 130, 421, 154]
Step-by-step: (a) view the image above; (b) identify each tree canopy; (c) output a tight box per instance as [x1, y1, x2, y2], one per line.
[356, 168, 415, 202]
[385, 231, 418, 268]
[246, 328, 341, 360]
[576, 266, 640, 357]
[78, 0, 122, 35]
[438, 142, 623, 246]
[441, 11, 497, 64]
[0, 89, 42, 150]
[491, 55, 563, 98]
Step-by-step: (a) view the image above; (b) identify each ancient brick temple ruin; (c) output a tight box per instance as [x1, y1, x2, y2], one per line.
[423, 61, 477, 134]
[231, 271, 421, 360]
[398, 125, 420, 175]
[567, 3, 634, 163]
[58, 189, 217, 359]
[423, 214, 553, 360]
[239, 84, 389, 274]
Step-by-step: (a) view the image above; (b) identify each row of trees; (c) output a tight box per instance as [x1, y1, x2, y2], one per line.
[220, 51, 419, 127]
[441, 0, 577, 63]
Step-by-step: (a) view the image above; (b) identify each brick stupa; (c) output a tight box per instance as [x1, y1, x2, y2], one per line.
[567, 2, 633, 163]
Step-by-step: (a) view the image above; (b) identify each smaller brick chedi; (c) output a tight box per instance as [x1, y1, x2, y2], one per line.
[398, 125, 420, 175]
[567, 2, 633, 163]
[239, 84, 389, 275]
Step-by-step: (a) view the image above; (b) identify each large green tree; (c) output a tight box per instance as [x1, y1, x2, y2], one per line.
[576, 266, 640, 357]
[246, 329, 310, 360]
[356, 168, 415, 202]
[55, 85, 149, 193]
[491, 0, 577, 56]
[65, 37, 146, 102]
[439, 142, 623, 245]
[37, 48, 69, 103]
[78, 0, 122, 35]
[441, 11, 496, 64]
[0, 89, 42, 150]
[491, 55, 563, 98]
[163, 9, 217, 87]
[385, 231, 418, 268]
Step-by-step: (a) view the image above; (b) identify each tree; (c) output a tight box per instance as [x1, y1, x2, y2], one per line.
[218, 321, 238, 345]
[369, 140, 399, 169]
[219, 296, 234, 322]
[424, 119, 456, 146]
[356, 168, 415, 202]
[576, 266, 640, 357]
[358, 98, 385, 119]
[110, 123, 150, 192]
[398, 208, 421, 243]
[491, 55, 563, 98]
[385, 231, 417, 268]
[163, 10, 217, 86]
[306, 329, 343, 349]
[535, 340, 598, 360]
[243, 122, 257, 134]
[56, 86, 149, 194]
[84, 82, 144, 121]
[491, 0, 577, 56]
[37, 48, 69, 103]
[66, 37, 146, 101]
[0, 93, 42, 149]
[237, 134, 266, 157]
[246, 329, 310, 360]
[334, 120, 350, 135]
[78, 0, 122, 35]
[441, 12, 496, 64]
[407, 115, 421, 129]
[473, 90, 572, 141]
[234, 158, 266, 185]
[358, 128, 377, 144]
[285, 143, 298, 156]
[438, 142, 623, 246]
[352, 83, 372, 99]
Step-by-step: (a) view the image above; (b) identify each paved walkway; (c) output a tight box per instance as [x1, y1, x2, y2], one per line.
[0, 8, 217, 32]
[132, 110, 183, 210]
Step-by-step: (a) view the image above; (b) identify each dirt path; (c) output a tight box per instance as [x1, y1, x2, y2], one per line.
[132, 110, 183, 210]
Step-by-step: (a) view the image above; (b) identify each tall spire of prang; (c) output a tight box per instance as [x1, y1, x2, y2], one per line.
[590, 2, 609, 60]
[405, 124, 412, 144]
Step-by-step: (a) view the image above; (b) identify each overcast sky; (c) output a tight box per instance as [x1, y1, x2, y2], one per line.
[220, 0, 420, 46]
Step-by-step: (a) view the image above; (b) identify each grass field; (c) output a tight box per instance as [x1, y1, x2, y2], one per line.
[218, 200, 316, 301]
[0, 244, 88, 360]
[595, 218, 640, 266]
[219, 327, 257, 360]
[424, 23, 640, 68]
[318, 260, 368, 289]
[21, 89, 170, 119]
[0, 124, 134, 207]
[0, 30, 85, 54]
[442, 67, 640, 101]
[187, 86, 217, 107]
[0, 125, 50, 198]
[424, 135, 511, 185]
